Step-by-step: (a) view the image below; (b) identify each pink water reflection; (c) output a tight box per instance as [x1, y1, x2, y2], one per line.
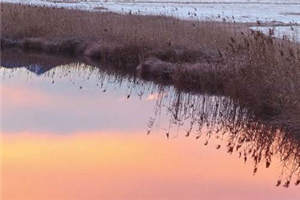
[2, 132, 299, 200]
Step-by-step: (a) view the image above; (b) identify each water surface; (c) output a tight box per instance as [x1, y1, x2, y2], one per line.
[1, 51, 299, 200]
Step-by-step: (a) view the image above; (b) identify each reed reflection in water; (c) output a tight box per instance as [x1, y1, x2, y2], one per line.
[1, 52, 299, 199]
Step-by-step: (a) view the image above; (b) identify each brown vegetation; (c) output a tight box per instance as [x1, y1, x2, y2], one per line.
[1, 3, 300, 137]
[0, 3, 238, 48]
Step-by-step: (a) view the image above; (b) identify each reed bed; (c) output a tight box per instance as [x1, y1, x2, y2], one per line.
[1, 3, 238, 49]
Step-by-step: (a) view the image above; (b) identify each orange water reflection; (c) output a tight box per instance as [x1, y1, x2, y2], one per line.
[2, 132, 299, 200]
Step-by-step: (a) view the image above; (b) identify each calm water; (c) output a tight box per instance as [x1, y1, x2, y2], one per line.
[1, 51, 299, 200]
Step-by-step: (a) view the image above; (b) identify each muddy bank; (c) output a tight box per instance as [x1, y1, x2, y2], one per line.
[0, 36, 228, 93]
[1, 36, 223, 78]
[1, 37, 217, 65]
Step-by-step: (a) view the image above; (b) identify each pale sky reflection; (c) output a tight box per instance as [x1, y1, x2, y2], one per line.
[0, 67, 161, 134]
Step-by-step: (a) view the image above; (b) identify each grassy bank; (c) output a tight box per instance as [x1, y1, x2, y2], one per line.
[1, 3, 300, 137]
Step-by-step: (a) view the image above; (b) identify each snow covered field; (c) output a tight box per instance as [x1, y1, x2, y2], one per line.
[2, 0, 300, 41]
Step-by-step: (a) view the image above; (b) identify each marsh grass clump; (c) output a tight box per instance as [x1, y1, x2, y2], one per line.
[223, 31, 300, 131]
